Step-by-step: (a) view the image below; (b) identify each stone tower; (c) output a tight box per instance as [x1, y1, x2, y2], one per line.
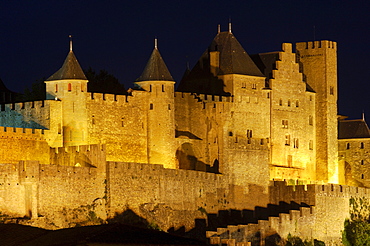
[44, 43, 88, 146]
[296, 41, 338, 183]
[135, 41, 176, 169]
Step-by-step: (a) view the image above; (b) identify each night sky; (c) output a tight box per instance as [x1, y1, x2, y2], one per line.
[1, 0, 369, 120]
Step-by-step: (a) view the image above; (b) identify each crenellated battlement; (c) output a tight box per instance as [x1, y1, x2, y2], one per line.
[88, 92, 130, 104]
[0, 100, 50, 112]
[296, 40, 336, 50]
[108, 161, 223, 181]
[270, 181, 370, 208]
[175, 92, 233, 103]
[227, 136, 269, 150]
[207, 205, 315, 245]
[0, 126, 47, 138]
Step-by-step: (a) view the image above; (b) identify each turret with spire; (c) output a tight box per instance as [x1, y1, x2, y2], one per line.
[44, 36, 88, 146]
[135, 39, 176, 169]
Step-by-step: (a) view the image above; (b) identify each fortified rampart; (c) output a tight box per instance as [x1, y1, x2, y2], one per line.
[0, 144, 270, 230]
[207, 181, 370, 245]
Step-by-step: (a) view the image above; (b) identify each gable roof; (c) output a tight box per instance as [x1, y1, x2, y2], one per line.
[136, 48, 174, 82]
[338, 119, 370, 139]
[46, 50, 87, 81]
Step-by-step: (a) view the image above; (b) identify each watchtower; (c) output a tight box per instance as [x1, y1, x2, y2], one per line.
[135, 40, 176, 169]
[296, 40, 338, 183]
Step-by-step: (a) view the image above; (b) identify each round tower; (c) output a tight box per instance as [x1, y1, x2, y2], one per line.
[44, 38, 88, 146]
[135, 40, 176, 169]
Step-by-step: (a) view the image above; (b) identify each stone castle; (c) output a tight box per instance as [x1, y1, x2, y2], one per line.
[0, 26, 369, 245]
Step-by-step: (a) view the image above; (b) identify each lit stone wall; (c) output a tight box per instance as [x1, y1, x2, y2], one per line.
[269, 43, 317, 181]
[296, 41, 338, 183]
[269, 181, 368, 244]
[86, 92, 149, 164]
[174, 91, 270, 191]
[0, 127, 50, 164]
[339, 139, 370, 187]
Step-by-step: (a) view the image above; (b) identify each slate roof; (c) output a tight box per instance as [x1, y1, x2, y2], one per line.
[0, 78, 12, 92]
[46, 50, 87, 81]
[338, 119, 370, 139]
[136, 48, 174, 82]
[178, 31, 264, 95]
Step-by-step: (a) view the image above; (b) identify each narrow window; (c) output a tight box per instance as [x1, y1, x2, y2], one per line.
[252, 83, 257, 90]
[92, 116, 95, 125]
[285, 134, 290, 146]
[330, 86, 334, 95]
[267, 92, 270, 99]
[68, 83, 72, 91]
[121, 118, 124, 127]
[296, 100, 299, 107]
[309, 116, 313, 125]
[150, 103, 153, 110]
[294, 138, 299, 148]
[260, 139, 264, 145]
[247, 130, 252, 138]
[241, 82, 246, 88]
[309, 140, 313, 150]
[279, 99, 282, 106]
[346, 143, 350, 149]
[229, 132, 233, 136]
[361, 160, 364, 165]
[162, 84, 165, 92]
[361, 142, 364, 149]
[310, 95, 313, 101]
[287, 155, 292, 167]
[362, 174, 364, 179]
[149, 85, 152, 92]
[55, 84, 58, 92]
[282, 120, 288, 129]
[168, 104, 171, 110]
[288, 100, 291, 107]
[81, 84, 84, 92]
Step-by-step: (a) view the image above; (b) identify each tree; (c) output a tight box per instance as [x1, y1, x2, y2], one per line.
[343, 219, 370, 246]
[84, 67, 127, 95]
[21, 78, 46, 101]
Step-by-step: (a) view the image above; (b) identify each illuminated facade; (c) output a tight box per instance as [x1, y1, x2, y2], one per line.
[0, 28, 340, 184]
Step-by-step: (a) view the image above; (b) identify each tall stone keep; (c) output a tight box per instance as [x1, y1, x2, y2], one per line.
[45, 44, 89, 147]
[296, 41, 338, 183]
[135, 41, 176, 169]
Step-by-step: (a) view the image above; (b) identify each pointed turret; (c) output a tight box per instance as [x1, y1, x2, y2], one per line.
[46, 50, 87, 81]
[135, 40, 176, 169]
[44, 38, 89, 147]
[136, 42, 174, 82]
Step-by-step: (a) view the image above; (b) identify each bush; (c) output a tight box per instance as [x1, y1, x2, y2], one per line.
[342, 219, 370, 246]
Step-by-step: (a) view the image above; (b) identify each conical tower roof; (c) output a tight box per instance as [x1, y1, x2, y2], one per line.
[136, 46, 174, 82]
[46, 50, 87, 81]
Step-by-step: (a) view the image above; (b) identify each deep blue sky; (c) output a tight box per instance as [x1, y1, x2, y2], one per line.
[1, 0, 369, 120]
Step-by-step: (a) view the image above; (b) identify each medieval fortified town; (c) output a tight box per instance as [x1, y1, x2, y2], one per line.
[0, 25, 369, 245]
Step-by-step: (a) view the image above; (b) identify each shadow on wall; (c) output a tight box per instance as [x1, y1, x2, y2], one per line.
[168, 201, 309, 242]
[107, 209, 151, 229]
[176, 142, 220, 174]
[0, 103, 49, 129]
